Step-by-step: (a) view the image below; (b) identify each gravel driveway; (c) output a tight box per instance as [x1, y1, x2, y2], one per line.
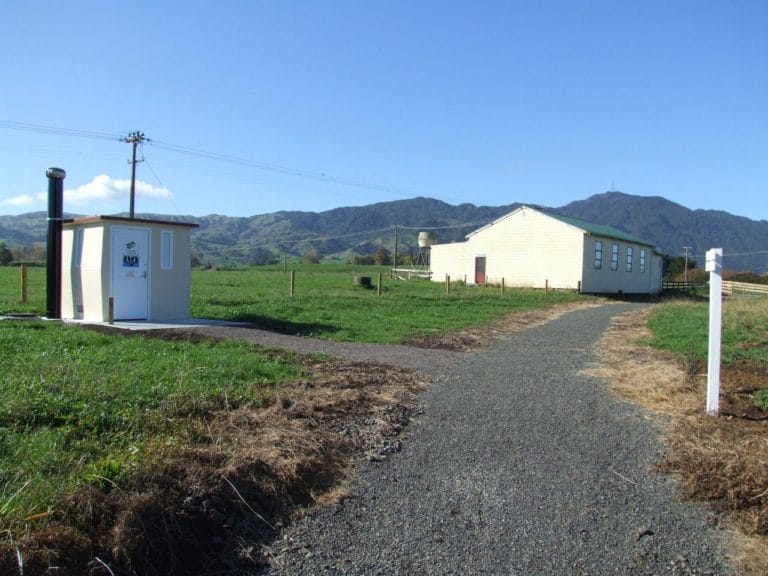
[264, 303, 729, 575]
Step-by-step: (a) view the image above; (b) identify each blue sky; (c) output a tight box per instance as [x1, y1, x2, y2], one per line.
[1, 1, 766, 221]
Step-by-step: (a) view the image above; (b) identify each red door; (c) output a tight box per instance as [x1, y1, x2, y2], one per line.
[475, 256, 486, 284]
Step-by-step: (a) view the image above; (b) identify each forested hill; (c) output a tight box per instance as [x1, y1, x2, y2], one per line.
[554, 192, 768, 272]
[1, 193, 766, 271]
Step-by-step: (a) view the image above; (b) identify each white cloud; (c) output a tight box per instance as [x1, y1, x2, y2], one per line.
[64, 174, 173, 205]
[1, 175, 172, 213]
[1, 194, 40, 207]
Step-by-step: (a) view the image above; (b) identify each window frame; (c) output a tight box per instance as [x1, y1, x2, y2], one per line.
[594, 240, 603, 270]
[160, 230, 174, 270]
[611, 243, 619, 271]
[74, 227, 84, 268]
[626, 246, 633, 272]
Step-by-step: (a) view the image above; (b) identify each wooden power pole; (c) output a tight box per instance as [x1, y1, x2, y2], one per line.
[121, 131, 148, 218]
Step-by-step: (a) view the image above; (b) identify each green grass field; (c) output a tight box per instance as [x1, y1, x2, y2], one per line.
[0, 320, 300, 526]
[190, 264, 587, 342]
[0, 263, 587, 529]
[646, 295, 768, 364]
[0, 265, 45, 315]
[1, 264, 588, 342]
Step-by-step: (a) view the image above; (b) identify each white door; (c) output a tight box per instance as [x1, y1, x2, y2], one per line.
[111, 227, 149, 320]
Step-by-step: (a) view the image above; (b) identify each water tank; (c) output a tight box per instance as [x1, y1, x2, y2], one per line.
[417, 231, 435, 247]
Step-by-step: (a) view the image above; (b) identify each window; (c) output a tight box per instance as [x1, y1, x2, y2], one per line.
[626, 246, 633, 272]
[594, 240, 603, 270]
[640, 249, 646, 273]
[611, 244, 619, 271]
[74, 228, 84, 268]
[160, 230, 173, 270]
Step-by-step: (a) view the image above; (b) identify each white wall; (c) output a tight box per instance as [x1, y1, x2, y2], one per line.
[431, 206, 584, 289]
[61, 223, 109, 320]
[149, 227, 193, 320]
[430, 241, 472, 283]
[467, 207, 584, 288]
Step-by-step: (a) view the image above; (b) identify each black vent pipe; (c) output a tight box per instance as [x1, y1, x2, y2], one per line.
[46, 167, 66, 319]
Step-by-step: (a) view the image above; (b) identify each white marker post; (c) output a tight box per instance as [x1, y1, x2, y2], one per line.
[705, 248, 723, 415]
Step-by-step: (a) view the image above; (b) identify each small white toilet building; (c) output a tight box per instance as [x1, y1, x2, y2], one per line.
[61, 216, 198, 322]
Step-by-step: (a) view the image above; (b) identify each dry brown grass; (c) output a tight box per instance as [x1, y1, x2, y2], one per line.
[586, 308, 768, 576]
[409, 299, 608, 350]
[0, 355, 426, 576]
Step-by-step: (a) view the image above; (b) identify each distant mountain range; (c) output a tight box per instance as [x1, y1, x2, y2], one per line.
[1, 192, 767, 272]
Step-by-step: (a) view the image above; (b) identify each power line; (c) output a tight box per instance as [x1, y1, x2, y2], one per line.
[723, 249, 768, 257]
[271, 227, 394, 245]
[192, 218, 500, 260]
[0, 120, 120, 142]
[0, 120, 422, 198]
[686, 249, 768, 259]
[143, 156, 166, 190]
[398, 221, 488, 231]
[214, 220, 492, 251]
[150, 139, 420, 197]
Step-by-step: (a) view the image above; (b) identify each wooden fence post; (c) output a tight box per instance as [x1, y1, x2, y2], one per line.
[377, 272, 382, 296]
[545, 279, 549, 293]
[501, 277, 505, 295]
[20, 264, 28, 304]
[108, 297, 114, 325]
[290, 270, 295, 296]
[445, 274, 450, 294]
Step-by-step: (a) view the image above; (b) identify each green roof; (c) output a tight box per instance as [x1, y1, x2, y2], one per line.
[543, 210, 655, 246]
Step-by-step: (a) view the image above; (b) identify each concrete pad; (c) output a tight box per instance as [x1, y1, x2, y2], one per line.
[62, 318, 252, 331]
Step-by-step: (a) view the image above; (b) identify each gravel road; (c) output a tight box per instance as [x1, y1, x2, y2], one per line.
[264, 303, 729, 575]
[193, 324, 462, 373]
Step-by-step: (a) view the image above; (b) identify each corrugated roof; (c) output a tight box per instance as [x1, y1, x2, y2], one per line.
[464, 205, 657, 247]
[542, 210, 654, 246]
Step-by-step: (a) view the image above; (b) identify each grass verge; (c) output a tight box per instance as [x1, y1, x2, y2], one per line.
[586, 296, 768, 576]
[0, 321, 426, 574]
[0, 320, 300, 573]
[0, 321, 298, 524]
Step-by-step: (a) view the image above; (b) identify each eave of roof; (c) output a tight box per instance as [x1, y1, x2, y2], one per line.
[63, 215, 199, 228]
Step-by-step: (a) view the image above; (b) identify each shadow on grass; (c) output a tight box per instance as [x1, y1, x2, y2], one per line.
[598, 293, 663, 303]
[597, 291, 711, 303]
[232, 313, 340, 337]
[658, 289, 709, 302]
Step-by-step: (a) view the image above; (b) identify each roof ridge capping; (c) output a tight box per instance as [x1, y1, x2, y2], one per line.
[538, 207, 655, 247]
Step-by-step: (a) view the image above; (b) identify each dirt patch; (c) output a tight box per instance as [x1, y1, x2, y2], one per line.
[80, 323, 215, 344]
[585, 308, 768, 576]
[407, 300, 606, 350]
[720, 359, 768, 421]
